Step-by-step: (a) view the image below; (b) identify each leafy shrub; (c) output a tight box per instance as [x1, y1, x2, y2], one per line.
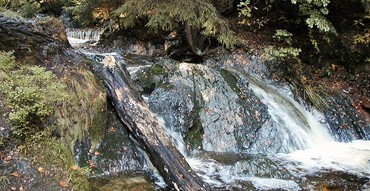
[291, 0, 336, 33]
[4, 0, 42, 17]
[264, 46, 301, 61]
[263, 29, 301, 61]
[0, 51, 66, 137]
[238, 0, 252, 17]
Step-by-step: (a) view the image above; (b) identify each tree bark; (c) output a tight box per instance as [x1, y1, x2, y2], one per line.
[102, 56, 208, 191]
[185, 23, 205, 56]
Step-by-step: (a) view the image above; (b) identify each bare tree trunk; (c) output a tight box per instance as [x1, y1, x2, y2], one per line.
[185, 23, 205, 56]
[102, 56, 208, 191]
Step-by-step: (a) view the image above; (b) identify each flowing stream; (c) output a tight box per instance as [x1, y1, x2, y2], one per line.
[67, 31, 370, 190]
[157, 72, 370, 190]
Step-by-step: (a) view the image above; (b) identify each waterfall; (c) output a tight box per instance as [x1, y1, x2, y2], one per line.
[146, 67, 370, 190]
[77, 48, 369, 190]
[66, 28, 103, 45]
[241, 75, 370, 179]
[245, 75, 334, 151]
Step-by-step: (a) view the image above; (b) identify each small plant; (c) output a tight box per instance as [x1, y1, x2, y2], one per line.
[264, 46, 301, 61]
[303, 85, 329, 111]
[291, 0, 336, 33]
[0, 175, 10, 185]
[353, 28, 370, 44]
[0, 51, 66, 137]
[238, 0, 252, 17]
[263, 29, 301, 61]
[273, 29, 294, 44]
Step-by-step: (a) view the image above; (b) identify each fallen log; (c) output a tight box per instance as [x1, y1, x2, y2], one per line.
[102, 56, 208, 191]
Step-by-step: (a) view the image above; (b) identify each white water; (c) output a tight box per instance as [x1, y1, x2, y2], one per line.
[68, 32, 370, 189]
[276, 140, 370, 177]
[66, 28, 103, 46]
[247, 75, 335, 151]
[161, 74, 370, 190]
[246, 76, 370, 179]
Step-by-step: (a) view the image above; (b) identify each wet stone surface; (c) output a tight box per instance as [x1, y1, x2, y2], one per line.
[90, 103, 146, 175]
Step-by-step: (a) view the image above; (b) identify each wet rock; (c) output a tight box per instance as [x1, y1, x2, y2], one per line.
[89, 173, 157, 191]
[129, 57, 305, 154]
[323, 93, 370, 141]
[98, 28, 164, 57]
[91, 104, 146, 175]
[300, 171, 369, 191]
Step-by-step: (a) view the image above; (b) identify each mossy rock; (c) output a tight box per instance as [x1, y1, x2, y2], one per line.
[220, 68, 241, 95]
[184, 116, 204, 151]
[54, 68, 107, 153]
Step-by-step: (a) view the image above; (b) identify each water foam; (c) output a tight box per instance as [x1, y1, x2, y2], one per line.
[276, 140, 370, 177]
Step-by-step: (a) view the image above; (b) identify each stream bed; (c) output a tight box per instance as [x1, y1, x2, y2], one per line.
[67, 30, 370, 191]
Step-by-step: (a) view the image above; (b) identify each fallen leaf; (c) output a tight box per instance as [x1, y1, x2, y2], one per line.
[331, 64, 338, 71]
[71, 165, 78, 171]
[4, 156, 11, 161]
[38, 167, 45, 174]
[59, 180, 68, 187]
[10, 171, 19, 177]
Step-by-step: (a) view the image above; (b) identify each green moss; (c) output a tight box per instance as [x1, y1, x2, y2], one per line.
[184, 116, 203, 151]
[184, 75, 204, 151]
[90, 97, 107, 146]
[150, 64, 165, 75]
[220, 68, 241, 95]
[18, 131, 90, 190]
[138, 70, 156, 89]
[54, 70, 107, 153]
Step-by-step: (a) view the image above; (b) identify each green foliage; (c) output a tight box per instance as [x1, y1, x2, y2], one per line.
[0, 0, 10, 7]
[263, 29, 301, 61]
[0, 51, 66, 137]
[238, 0, 252, 17]
[7, 0, 42, 17]
[2, 0, 72, 17]
[70, 0, 123, 26]
[273, 29, 294, 44]
[112, 0, 236, 49]
[70, 0, 97, 26]
[291, 0, 336, 33]
[264, 46, 301, 61]
[0, 7, 25, 20]
[0, 51, 16, 72]
[238, 0, 336, 33]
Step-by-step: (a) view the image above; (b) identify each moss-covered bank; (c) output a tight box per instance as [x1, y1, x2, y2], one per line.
[0, 13, 107, 190]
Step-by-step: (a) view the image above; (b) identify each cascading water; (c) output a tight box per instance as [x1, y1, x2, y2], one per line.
[245, 75, 335, 149]
[144, 65, 370, 190]
[67, 29, 370, 190]
[66, 28, 103, 46]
